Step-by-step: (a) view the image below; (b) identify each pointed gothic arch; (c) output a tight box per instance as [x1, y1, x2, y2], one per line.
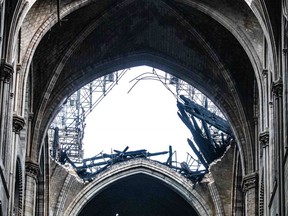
[63, 159, 214, 216]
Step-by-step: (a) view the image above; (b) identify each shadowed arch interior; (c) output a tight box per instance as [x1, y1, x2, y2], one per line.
[78, 173, 199, 216]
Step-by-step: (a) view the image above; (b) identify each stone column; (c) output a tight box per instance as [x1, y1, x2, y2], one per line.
[0, 61, 13, 216]
[23, 161, 39, 216]
[0, 61, 13, 164]
[0, 1, 5, 57]
[272, 80, 284, 215]
[282, 9, 288, 153]
[283, 9, 288, 216]
[259, 131, 269, 216]
[26, 113, 34, 159]
[242, 172, 258, 216]
[208, 180, 224, 216]
[262, 69, 269, 129]
[8, 115, 25, 216]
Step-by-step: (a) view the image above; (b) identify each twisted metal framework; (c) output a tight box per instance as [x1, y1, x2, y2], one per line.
[128, 68, 232, 183]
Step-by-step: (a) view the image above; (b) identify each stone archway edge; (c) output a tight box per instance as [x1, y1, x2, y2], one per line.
[63, 159, 213, 216]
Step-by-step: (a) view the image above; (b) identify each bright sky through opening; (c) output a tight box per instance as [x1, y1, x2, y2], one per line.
[82, 66, 193, 163]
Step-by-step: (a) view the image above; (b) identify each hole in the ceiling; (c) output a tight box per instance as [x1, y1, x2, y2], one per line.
[48, 66, 233, 185]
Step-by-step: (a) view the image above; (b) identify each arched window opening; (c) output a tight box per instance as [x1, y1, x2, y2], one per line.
[48, 66, 234, 187]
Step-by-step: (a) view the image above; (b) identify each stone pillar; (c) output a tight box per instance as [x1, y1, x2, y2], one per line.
[23, 161, 39, 216]
[242, 172, 258, 216]
[0, 61, 13, 164]
[262, 69, 269, 129]
[283, 14, 288, 216]
[282, 6, 288, 214]
[26, 113, 34, 159]
[208, 180, 224, 216]
[0, 60, 13, 216]
[13, 64, 21, 112]
[8, 115, 25, 216]
[259, 131, 269, 216]
[272, 80, 284, 215]
[0, 1, 5, 57]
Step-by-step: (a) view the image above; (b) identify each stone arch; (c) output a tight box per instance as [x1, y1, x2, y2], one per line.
[16, 7, 263, 216]
[176, 0, 263, 85]
[5, 0, 25, 63]
[23, 0, 256, 178]
[17, 0, 265, 114]
[16, 0, 94, 116]
[40, 52, 253, 175]
[63, 159, 213, 216]
[248, 1, 280, 80]
[174, 0, 266, 133]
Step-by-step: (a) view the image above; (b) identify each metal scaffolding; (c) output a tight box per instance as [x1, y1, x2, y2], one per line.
[49, 69, 128, 163]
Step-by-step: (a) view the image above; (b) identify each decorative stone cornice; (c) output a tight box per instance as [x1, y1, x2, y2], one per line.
[25, 161, 39, 181]
[284, 3, 288, 20]
[242, 172, 258, 193]
[259, 130, 269, 148]
[272, 79, 283, 98]
[0, 61, 13, 83]
[262, 69, 268, 77]
[16, 63, 22, 72]
[13, 115, 25, 134]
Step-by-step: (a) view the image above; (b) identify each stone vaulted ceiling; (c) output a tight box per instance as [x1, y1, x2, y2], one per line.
[23, 0, 262, 174]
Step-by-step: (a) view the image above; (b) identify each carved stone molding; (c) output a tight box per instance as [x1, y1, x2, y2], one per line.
[262, 69, 268, 77]
[0, 61, 13, 83]
[259, 130, 269, 148]
[16, 64, 22, 73]
[242, 172, 258, 193]
[272, 79, 283, 98]
[25, 161, 39, 181]
[284, 0, 288, 20]
[13, 115, 25, 134]
[284, 20, 288, 55]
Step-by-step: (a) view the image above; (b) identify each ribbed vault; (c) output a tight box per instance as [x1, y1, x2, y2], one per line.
[23, 0, 261, 176]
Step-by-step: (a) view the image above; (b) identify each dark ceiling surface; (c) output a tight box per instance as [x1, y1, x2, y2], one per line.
[32, 0, 257, 125]
[78, 174, 199, 216]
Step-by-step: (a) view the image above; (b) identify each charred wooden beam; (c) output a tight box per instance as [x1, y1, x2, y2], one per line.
[179, 95, 232, 135]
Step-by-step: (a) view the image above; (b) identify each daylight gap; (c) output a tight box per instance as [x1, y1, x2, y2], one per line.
[48, 66, 233, 187]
